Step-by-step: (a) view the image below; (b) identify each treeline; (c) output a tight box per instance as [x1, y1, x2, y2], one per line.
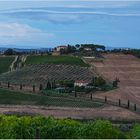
[0, 115, 140, 139]
[3, 44, 106, 56]
[54, 44, 106, 56]
[105, 48, 140, 58]
[3, 48, 51, 55]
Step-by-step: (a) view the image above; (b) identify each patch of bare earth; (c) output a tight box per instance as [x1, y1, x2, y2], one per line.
[86, 53, 140, 107]
[0, 105, 140, 121]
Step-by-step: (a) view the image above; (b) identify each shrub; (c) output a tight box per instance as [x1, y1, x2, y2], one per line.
[0, 115, 128, 139]
[93, 76, 106, 87]
[81, 120, 126, 139]
[131, 123, 140, 139]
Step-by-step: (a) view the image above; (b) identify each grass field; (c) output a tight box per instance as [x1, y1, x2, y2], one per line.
[0, 88, 103, 108]
[26, 55, 89, 67]
[0, 56, 15, 74]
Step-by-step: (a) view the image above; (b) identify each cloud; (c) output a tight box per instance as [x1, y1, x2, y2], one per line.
[0, 5, 140, 24]
[0, 0, 137, 10]
[2, 7, 140, 16]
[0, 22, 55, 45]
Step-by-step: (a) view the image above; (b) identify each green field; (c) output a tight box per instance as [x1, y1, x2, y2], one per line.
[26, 55, 89, 67]
[0, 88, 103, 108]
[0, 56, 15, 74]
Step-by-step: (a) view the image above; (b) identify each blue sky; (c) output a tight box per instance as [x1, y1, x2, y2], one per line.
[0, 0, 140, 48]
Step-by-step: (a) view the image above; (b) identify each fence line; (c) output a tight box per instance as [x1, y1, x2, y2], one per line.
[0, 81, 140, 114]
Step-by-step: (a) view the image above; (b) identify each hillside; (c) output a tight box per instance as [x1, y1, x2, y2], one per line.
[0, 64, 93, 86]
[86, 53, 140, 107]
[0, 88, 103, 108]
[25, 55, 89, 67]
[0, 56, 15, 74]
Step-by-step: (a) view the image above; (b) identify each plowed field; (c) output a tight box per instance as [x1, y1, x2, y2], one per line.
[86, 53, 140, 107]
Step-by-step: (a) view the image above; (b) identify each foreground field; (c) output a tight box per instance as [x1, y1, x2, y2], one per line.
[1, 115, 137, 139]
[86, 53, 140, 107]
[0, 88, 103, 108]
[0, 64, 93, 86]
[0, 56, 15, 74]
[0, 88, 140, 121]
[26, 55, 89, 67]
[0, 105, 140, 121]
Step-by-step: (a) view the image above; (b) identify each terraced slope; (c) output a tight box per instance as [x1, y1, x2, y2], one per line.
[86, 53, 140, 106]
[0, 56, 15, 74]
[0, 64, 93, 86]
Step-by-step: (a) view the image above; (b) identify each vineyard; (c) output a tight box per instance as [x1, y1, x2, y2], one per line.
[25, 55, 89, 67]
[0, 56, 15, 74]
[0, 64, 93, 86]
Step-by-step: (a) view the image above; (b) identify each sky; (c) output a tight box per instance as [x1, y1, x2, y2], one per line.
[0, 0, 140, 49]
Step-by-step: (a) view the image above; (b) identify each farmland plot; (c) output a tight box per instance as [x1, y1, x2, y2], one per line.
[26, 55, 89, 67]
[86, 53, 140, 106]
[0, 64, 93, 86]
[0, 88, 103, 108]
[0, 56, 15, 74]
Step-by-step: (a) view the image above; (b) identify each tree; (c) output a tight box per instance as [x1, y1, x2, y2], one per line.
[60, 48, 66, 54]
[131, 124, 140, 139]
[4, 49, 16, 55]
[59, 80, 74, 88]
[93, 76, 106, 87]
[112, 78, 120, 88]
[46, 80, 52, 89]
[67, 45, 76, 54]
[75, 44, 80, 50]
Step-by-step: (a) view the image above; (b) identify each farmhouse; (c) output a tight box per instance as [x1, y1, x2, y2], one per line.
[56, 45, 68, 51]
[52, 45, 68, 55]
[74, 80, 89, 87]
[52, 51, 61, 56]
[83, 47, 92, 51]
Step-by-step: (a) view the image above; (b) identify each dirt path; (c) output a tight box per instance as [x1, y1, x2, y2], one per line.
[85, 53, 140, 107]
[17, 55, 28, 69]
[0, 105, 140, 121]
[9, 55, 18, 71]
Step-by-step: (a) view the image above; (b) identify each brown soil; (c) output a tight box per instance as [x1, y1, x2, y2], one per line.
[0, 105, 140, 121]
[86, 53, 140, 107]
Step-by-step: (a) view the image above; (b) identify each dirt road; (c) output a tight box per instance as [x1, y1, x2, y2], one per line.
[0, 105, 140, 121]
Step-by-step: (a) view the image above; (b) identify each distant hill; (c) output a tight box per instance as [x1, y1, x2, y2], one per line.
[0, 45, 53, 53]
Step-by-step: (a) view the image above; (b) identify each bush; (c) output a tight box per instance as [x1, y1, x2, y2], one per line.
[81, 120, 126, 139]
[93, 76, 106, 87]
[58, 80, 74, 88]
[0, 115, 128, 139]
[101, 83, 114, 91]
[4, 49, 16, 55]
[45, 119, 81, 139]
[131, 123, 140, 139]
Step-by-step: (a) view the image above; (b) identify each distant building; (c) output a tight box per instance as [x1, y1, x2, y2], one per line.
[52, 45, 68, 55]
[74, 80, 89, 87]
[83, 47, 92, 51]
[52, 51, 61, 56]
[56, 45, 68, 51]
